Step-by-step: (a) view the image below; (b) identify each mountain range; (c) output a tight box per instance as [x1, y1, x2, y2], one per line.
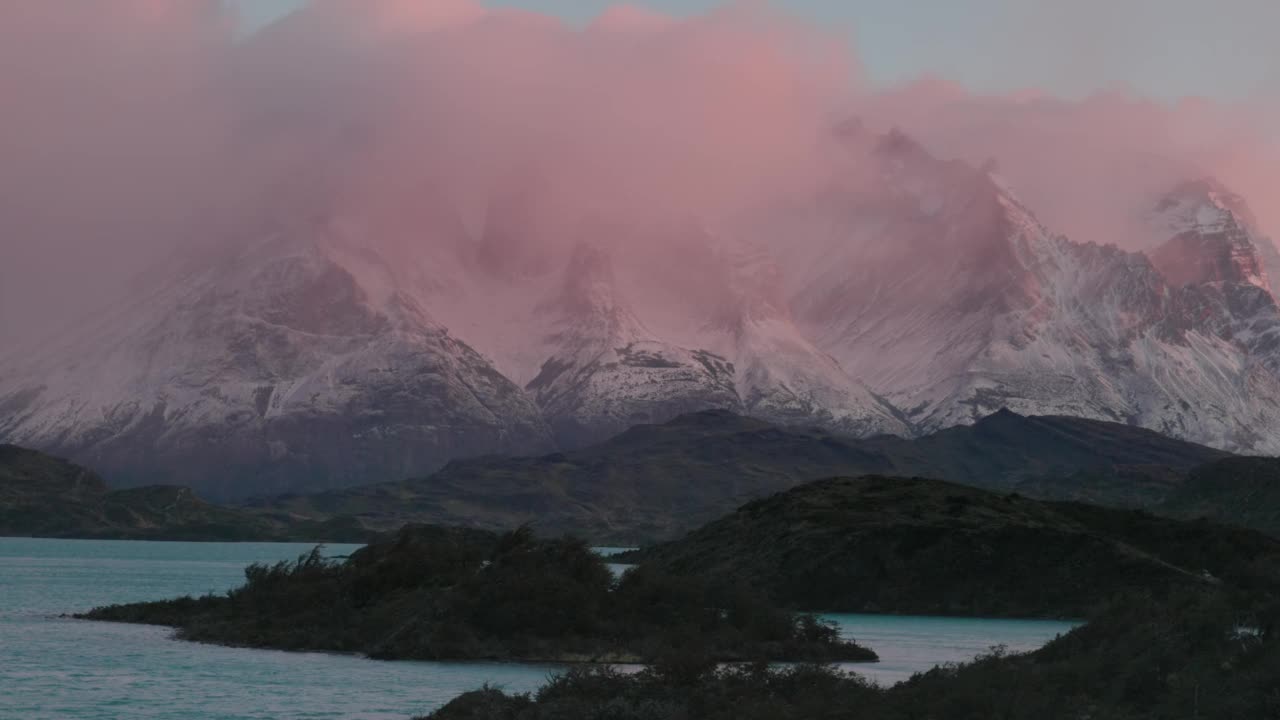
[252, 409, 1235, 543]
[5, 409, 1276, 543]
[0, 443, 368, 541]
[2, 126, 1279, 499]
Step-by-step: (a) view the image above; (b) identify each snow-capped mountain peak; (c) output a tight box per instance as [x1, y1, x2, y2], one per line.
[524, 240, 740, 447]
[1149, 179, 1272, 292]
[6, 129, 1280, 498]
[0, 229, 554, 500]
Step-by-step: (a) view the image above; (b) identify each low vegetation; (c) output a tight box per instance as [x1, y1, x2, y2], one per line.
[1162, 457, 1280, 538]
[8, 409, 1270, 545]
[0, 444, 373, 542]
[80, 525, 875, 664]
[420, 475, 1280, 718]
[255, 408, 1229, 544]
[625, 476, 1280, 617]
[423, 588, 1280, 720]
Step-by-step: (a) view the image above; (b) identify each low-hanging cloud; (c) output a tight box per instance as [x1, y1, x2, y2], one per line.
[862, 82, 1280, 250]
[0, 0, 1276, 347]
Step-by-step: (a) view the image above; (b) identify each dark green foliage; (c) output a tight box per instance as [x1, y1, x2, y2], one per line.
[7, 406, 1260, 545]
[79, 524, 875, 663]
[629, 476, 1280, 617]
[0, 444, 375, 542]
[424, 664, 879, 720]
[1162, 456, 1280, 537]
[258, 408, 1227, 544]
[883, 589, 1280, 720]
[1021, 456, 1280, 540]
[424, 589, 1280, 720]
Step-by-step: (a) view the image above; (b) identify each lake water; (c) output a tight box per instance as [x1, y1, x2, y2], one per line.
[0, 537, 1079, 719]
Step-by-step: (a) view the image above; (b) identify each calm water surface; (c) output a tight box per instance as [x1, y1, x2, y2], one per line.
[0, 537, 1078, 719]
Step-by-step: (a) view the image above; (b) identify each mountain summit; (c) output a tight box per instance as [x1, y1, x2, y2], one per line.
[3, 130, 1279, 497]
[0, 232, 554, 499]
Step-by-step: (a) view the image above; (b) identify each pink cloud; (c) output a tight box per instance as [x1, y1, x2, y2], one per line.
[860, 82, 1280, 248]
[0, 1, 1274, 345]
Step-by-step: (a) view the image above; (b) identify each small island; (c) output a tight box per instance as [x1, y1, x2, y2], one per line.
[79, 524, 876, 664]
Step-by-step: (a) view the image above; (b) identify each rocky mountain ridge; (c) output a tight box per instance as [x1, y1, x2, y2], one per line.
[3, 127, 1279, 498]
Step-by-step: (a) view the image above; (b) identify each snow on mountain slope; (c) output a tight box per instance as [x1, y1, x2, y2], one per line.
[524, 242, 740, 447]
[947, 210, 1280, 453]
[5, 124, 1280, 495]
[780, 130, 1045, 414]
[512, 214, 912, 445]
[0, 228, 553, 500]
[701, 245, 909, 437]
[1162, 179, 1280, 287]
[436, 207, 912, 447]
[782, 130, 1280, 453]
[1149, 179, 1272, 291]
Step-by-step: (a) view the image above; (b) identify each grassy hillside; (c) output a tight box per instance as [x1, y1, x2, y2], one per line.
[867, 409, 1229, 491]
[0, 444, 372, 541]
[8, 408, 1258, 544]
[1162, 457, 1280, 537]
[252, 409, 1227, 544]
[625, 475, 1280, 617]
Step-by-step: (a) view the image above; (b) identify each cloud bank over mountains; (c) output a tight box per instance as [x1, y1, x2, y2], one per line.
[0, 0, 1275, 344]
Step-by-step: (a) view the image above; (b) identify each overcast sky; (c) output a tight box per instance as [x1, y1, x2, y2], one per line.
[235, 0, 1279, 102]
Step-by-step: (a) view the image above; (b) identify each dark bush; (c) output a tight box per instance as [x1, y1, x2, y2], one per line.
[422, 588, 1280, 720]
[79, 524, 875, 664]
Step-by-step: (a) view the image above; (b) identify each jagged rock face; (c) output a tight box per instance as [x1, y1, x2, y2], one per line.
[783, 134, 1045, 410]
[1150, 180, 1272, 290]
[0, 234, 554, 500]
[782, 134, 1280, 454]
[5, 128, 1280, 494]
[966, 234, 1280, 453]
[520, 237, 911, 447]
[526, 243, 742, 447]
[706, 247, 909, 437]
[1152, 179, 1280, 288]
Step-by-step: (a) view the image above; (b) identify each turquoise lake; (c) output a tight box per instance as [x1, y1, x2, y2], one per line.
[0, 537, 1079, 719]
